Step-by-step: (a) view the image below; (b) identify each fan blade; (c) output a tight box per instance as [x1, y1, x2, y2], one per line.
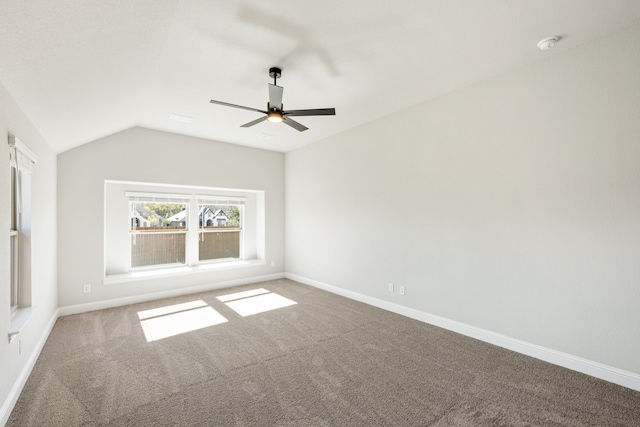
[283, 117, 308, 132]
[240, 116, 268, 128]
[284, 108, 335, 117]
[268, 84, 283, 110]
[210, 99, 267, 114]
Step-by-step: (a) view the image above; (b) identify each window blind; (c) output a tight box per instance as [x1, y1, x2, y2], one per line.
[125, 192, 190, 204]
[196, 195, 246, 205]
[9, 136, 37, 175]
[9, 136, 37, 215]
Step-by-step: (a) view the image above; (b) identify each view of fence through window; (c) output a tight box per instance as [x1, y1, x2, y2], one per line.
[130, 202, 187, 268]
[199, 204, 241, 262]
[130, 202, 242, 268]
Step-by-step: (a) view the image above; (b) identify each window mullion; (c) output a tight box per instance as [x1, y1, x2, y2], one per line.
[240, 205, 244, 260]
[188, 197, 199, 266]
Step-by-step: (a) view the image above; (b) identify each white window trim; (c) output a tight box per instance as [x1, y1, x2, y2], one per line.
[9, 135, 38, 169]
[103, 259, 266, 285]
[8, 135, 37, 343]
[196, 200, 244, 265]
[128, 196, 190, 270]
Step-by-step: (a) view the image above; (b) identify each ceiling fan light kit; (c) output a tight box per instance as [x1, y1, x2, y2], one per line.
[267, 110, 283, 123]
[209, 67, 335, 132]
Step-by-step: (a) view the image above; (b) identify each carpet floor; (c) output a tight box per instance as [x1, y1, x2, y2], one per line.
[7, 279, 640, 426]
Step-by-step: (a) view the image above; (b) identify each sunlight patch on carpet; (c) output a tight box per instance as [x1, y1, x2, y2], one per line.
[216, 288, 270, 302]
[137, 300, 208, 320]
[138, 300, 228, 342]
[221, 292, 297, 317]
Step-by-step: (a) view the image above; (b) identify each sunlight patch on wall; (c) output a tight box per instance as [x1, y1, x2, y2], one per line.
[217, 289, 297, 317]
[138, 300, 228, 342]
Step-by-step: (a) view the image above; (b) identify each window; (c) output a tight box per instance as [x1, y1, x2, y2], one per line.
[126, 195, 244, 269]
[9, 164, 18, 311]
[198, 200, 243, 262]
[130, 200, 189, 268]
[8, 136, 37, 314]
[104, 181, 262, 278]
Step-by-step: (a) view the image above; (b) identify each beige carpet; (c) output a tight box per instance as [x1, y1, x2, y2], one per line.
[8, 279, 640, 426]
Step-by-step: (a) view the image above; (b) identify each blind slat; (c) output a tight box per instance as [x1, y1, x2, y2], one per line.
[125, 192, 244, 205]
[125, 192, 190, 204]
[196, 195, 245, 205]
[9, 136, 37, 175]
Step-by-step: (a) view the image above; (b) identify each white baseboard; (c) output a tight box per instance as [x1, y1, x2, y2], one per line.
[285, 273, 640, 392]
[59, 273, 285, 316]
[1, 308, 59, 427]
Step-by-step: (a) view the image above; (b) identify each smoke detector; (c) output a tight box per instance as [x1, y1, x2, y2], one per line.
[537, 36, 559, 51]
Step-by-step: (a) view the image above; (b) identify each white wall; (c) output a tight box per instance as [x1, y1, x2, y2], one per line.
[0, 81, 58, 421]
[57, 127, 284, 307]
[285, 25, 640, 375]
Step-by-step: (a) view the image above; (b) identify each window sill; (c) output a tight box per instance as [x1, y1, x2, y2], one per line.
[9, 306, 36, 343]
[103, 259, 266, 285]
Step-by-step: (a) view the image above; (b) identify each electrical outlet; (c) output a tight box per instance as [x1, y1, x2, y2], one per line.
[8, 332, 18, 344]
[388, 283, 394, 292]
[399, 285, 405, 295]
[83, 284, 91, 293]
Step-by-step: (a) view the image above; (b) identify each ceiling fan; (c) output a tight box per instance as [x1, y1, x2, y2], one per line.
[209, 67, 335, 132]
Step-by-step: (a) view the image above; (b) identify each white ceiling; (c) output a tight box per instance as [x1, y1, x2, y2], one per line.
[1, 1, 640, 154]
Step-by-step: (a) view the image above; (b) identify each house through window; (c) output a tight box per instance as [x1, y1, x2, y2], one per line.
[198, 200, 243, 262]
[129, 199, 189, 268]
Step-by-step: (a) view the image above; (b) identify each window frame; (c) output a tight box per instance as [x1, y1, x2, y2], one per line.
[125, 192, 246, 271]
[8, 135, 37, 318]
[9, 163, 19, 314]
[127, 193, 191, 270]
[197, 200, 244, 264]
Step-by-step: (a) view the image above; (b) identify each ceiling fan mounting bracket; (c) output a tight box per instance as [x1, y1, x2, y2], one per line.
[269, 67, 282, 84]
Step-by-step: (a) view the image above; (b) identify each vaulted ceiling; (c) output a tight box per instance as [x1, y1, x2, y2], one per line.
[2, 1, 640, 153]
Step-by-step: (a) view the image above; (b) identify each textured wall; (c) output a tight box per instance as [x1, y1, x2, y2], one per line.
[285, 25, 640, 374]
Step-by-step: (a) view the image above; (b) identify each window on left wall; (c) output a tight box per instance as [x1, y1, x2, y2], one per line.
[9, 161, 18, 312]
[8, 136, 37, 316]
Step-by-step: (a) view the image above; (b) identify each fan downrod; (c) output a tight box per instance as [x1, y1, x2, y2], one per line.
[269, 67, 282, 85]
